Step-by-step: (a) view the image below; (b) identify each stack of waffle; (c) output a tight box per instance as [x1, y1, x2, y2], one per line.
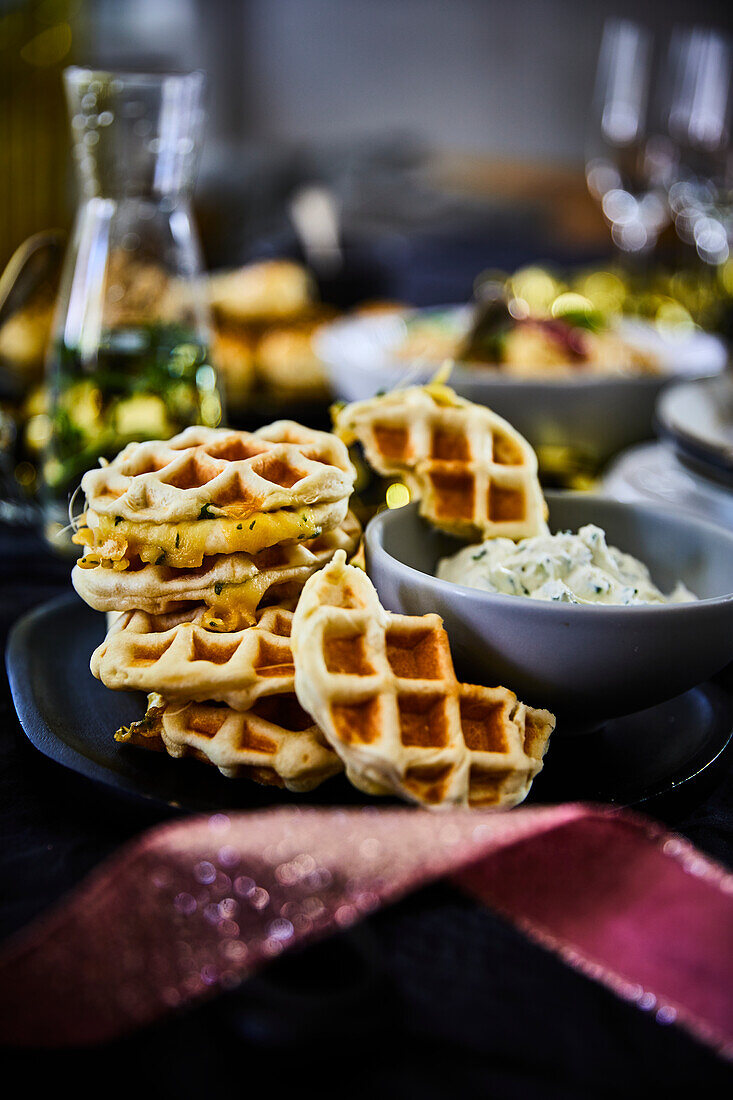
[73, 388, 558, 810]
[72, 421, 360, 791]
[208, 260, 337, 409]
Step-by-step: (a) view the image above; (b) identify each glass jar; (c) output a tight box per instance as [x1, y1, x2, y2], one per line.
[42, 67, 222, 548]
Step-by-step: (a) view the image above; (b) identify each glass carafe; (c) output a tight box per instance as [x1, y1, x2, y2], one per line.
[43, 67, 221, 546]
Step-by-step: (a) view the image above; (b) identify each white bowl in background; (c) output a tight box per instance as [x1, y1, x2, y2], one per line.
[317, 307, 728, 466]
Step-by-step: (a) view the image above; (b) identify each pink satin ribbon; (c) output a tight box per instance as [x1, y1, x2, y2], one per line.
[0, 802, 730, 1055]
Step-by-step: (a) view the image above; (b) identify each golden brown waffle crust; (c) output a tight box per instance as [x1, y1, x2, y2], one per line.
[72, 511, 361, 617]
[291, 551, 555, 809]
[92, 604, 304, 711]
[116, 693, 342, 793]
[80, 422, 355, 523]
[332, 385, 548, 540]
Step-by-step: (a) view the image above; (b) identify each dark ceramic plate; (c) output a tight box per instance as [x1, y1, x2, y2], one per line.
[6, 593, 733, 813]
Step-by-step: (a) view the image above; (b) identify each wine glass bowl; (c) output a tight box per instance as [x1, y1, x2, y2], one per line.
[664, 27, 732, 265]
[586, 19, 673, 254]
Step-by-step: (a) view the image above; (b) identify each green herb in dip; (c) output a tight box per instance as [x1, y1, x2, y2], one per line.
[436, 525, 696, 606]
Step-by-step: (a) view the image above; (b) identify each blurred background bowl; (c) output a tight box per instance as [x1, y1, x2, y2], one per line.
[317, 306, 728, 469]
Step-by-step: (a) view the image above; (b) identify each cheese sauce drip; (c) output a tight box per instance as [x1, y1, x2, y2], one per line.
[437, 524, 696, 606]
[73, 508, 325, 568]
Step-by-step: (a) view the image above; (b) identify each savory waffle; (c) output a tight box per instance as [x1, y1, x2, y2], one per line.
[73, 511, 361, 629]
[332, 384, 547, 539]
[116, 692, 342, 792]
[92, 604, 303, 711]
[74, 422, 355, 567]
[292, 551, 555, 809]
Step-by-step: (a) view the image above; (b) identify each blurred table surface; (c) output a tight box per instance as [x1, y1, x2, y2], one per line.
[430, 152, 612, 251]
[0, 519, 731, 1093]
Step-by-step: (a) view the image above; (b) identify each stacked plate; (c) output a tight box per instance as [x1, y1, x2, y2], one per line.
[656, 375, 733, 485]
[604, 373, 733, 530]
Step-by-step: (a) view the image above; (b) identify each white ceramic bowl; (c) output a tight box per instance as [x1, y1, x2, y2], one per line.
[364, 493, 733, 726]
[317, 307, 728, 466]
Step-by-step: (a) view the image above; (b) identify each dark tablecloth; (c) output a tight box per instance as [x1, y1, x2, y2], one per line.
[1, 521, 731, 1094]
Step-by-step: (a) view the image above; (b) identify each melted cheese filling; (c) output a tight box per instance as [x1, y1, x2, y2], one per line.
[202, 573, 282, 630]
[75, 508, 324, 568]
